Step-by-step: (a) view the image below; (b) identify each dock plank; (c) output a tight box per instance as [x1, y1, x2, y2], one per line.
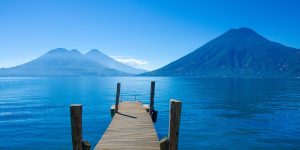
[94, 101, 160, 150]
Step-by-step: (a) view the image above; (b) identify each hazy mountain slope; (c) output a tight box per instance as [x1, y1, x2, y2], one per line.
[0, 48, 128, 76]
[85, 49, 146, 74]
[143, 28, 300, 78]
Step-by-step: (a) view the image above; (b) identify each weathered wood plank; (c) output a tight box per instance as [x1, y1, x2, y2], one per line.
[94, 101, 160, 150]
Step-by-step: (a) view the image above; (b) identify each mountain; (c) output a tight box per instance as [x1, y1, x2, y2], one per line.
[85, 49, 146, 74]
[0, 48, 131, 76]
[143, 27, 300, 78]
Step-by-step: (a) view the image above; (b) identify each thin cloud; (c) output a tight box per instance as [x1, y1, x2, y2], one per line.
[111, 56, 150, 70]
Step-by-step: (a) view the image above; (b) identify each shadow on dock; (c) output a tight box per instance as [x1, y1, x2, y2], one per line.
[116, 112, 138, 119]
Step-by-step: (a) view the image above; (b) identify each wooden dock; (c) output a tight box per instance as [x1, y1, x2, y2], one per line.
[69, 81, 182, 150]
[94, 101, 160, 150]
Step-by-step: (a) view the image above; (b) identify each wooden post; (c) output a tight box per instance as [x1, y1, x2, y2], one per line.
[150, 81, 155, 112]
[110, 105, 115, 117]
[160, 137, 169, 150]
[168, 100, 182, 150]
[82, 141, 91, 150]
[70, 104, 83, 150]
[115, 83, 121, 113]
[151, 110, 158, 123]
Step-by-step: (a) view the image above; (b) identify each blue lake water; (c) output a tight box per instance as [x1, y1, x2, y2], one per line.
[0, 77, 300, 150]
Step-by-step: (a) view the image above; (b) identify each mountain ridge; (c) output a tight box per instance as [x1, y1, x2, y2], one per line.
[142, 27, 300, 78]
[0, 48, 144, 76]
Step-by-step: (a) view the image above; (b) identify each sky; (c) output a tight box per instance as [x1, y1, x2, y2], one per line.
[0, 0, 300, 71]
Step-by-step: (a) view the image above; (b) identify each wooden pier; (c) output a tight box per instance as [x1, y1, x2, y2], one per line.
[95, 101, 160, 150]
[70, 81, 182, 150]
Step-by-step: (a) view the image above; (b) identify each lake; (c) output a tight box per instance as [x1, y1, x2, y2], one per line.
[0, 77, 300, 150]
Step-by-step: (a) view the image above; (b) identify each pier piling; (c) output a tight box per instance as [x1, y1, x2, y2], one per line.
[150, 81, 155, 112]
[159, 99, 182, 150]
[70, 104, 90, 150]
[70, 104, 83, 150]
[169, 100, 182, 150]
[115, 83, 121, 113]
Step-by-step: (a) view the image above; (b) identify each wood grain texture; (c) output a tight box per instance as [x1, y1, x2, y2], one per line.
[168, 100, 182, 150]
[94, 101, 160, 150]
[70, 104, 83, 150]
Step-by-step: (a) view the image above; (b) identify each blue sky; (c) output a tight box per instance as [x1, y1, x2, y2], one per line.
[0, 0, 300, 70]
